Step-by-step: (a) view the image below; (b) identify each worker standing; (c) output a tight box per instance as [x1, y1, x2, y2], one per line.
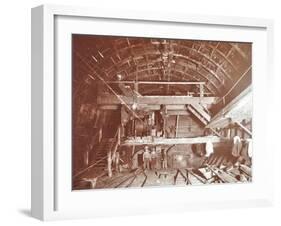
[150, 148, 157, 170]
[143, 146, 151, 170]
[161, 149, 168, 169]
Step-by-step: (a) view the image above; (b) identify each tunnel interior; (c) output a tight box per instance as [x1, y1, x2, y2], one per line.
[72, 35, 252, 190]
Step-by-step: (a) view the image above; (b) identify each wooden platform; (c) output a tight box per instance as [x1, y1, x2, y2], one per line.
[121, 135, 228, 146]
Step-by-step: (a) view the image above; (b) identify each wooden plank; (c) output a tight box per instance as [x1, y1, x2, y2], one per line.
[209, 127, 223, 137]
[175, 115, 179, 137]
[239, 164, 252, 177]
[207, 165, 238, 183]
[186, 104, 208, 125]
[121, 136, 228, 146]
[206, 117, 231, 129]
[199, 83, 204, 98]
[98, 95, 217, 105]
[167, 110, 190, 115]
[235, 121, 252, 137]
[190, 103, 211, 122]
[99, 104, 190, 111]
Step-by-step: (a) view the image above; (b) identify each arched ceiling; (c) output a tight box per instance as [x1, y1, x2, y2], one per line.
[73, 35, 252, 98]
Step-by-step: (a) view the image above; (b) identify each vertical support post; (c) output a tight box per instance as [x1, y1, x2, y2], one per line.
[175, 115, 179, 138]
[117, 125, 121, 145]
[227, 127, 231, 139]
[163, 117, 166, 138]
[134, 82, 139, 93]
[133, 118, 136, 139]
[161, 105, 167, 138]
[151, 111, 155, 125]
[199, 83, 204, 102]
[131, 145, 135, 170]
[84, 150, 89, 166]
[107, 150, 112, 178]
[98, 127, 103, 143]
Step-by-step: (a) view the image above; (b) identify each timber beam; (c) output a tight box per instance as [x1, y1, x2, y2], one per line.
[121, 136, 228, 146]
[99, 105, 193, 115]
[99, 104, 189, 111]
[97, 94, 217, 105]
[235, 121, 252, 137]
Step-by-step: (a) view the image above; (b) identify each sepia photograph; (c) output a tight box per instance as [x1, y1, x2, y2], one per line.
[72, 35, 252, 190]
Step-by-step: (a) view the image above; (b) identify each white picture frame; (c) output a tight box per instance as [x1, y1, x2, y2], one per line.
[31, 4, 274, 221]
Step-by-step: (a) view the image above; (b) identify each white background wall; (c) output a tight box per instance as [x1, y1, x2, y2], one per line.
[0, 0, 280, 225]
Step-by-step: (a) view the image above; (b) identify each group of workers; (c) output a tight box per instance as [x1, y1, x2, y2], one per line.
[142, 146, 168, 170]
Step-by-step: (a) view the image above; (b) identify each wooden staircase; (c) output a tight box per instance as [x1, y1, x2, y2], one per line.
[92, 138, 116, 168]
[186, 103, 211, 125]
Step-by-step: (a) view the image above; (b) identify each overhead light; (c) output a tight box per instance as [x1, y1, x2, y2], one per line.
[132, 102, 138, 110]
[177, 155, 183, 161]
[116, 74, 123, 80]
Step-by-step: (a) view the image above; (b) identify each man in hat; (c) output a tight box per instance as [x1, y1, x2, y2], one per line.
[143, 146, 151, 170]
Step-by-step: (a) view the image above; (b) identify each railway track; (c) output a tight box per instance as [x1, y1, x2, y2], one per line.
[114, 169, 148, 188]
